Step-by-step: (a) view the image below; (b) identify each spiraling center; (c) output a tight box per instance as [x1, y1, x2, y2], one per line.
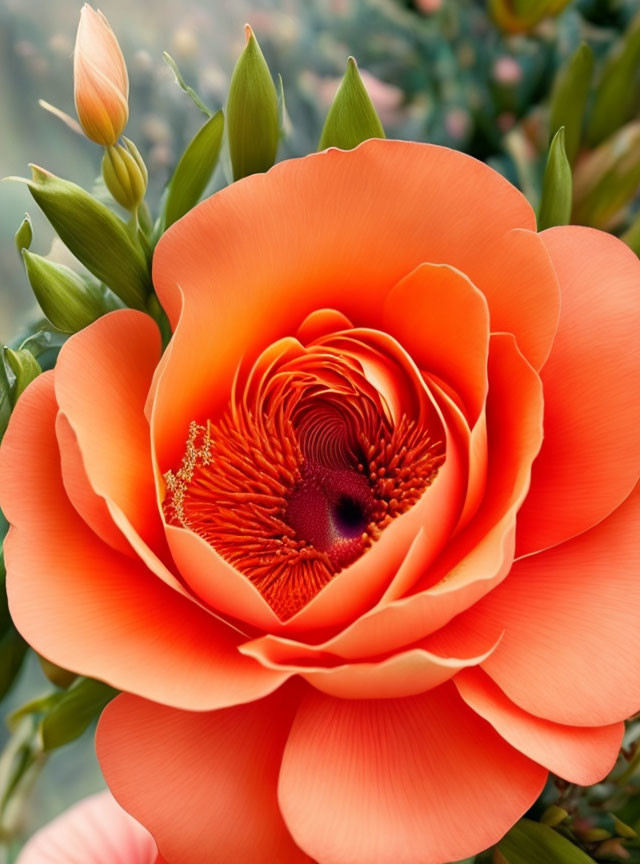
[163, 328, 444, 621]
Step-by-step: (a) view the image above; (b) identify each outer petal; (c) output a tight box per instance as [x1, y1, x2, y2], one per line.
[152, 140, 535, 470]
[383, 262, 489, 423]
[451, 482, 640, 726]
[16, 791, 157, 864]
[97, 690, 311, 864]
[278, 684, 546, 864]
[0, 374, 286, 710]
[455, 668, 623, 785]
[54, 310, 165, 554]
[517, 227, 640, 555]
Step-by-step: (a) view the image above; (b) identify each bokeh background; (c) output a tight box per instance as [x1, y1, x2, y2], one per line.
[1, 0, 639, 858]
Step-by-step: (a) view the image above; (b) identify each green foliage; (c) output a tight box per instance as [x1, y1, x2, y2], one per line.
[16, 166, 151, 309]
[549, 43, 594, 166]
[162, 110, 225, 229]
[498, 820, 597, 863]
[318, 57, 385, 151]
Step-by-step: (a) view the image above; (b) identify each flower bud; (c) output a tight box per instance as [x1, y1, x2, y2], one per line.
[22, 249, 121, 333]
[4, 348, 41, 404]
[102, 138, 148, 211]
[227, 25, 280, 180]
[74, 4, 129, 146]
[538, 126, 572, 231]
[319, 57, 385, 152]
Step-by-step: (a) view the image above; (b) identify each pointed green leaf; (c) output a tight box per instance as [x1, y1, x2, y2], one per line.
[0, 357, 11, 443]
[549, 43, 593, 165]
[22, 250, 121, 333]
[15, 166, 151, 308]
[498, 819, 597, 864]
[538, 127, 572, 231]
[163, 52, 213, 117]
[587, 12, 640, 147]
[41, 677, 117, 751]
[14, 214, 33, 254]
[319, 57, 385, 151]
[227, 25, 280, 180]
[3, 348, 41, 405]
[163, 110, 224, 229]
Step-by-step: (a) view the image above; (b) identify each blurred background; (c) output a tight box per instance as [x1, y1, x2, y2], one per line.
[1, 0, 640, 856]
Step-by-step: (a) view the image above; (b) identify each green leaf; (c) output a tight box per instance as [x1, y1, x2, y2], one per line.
[538, 127, 572, 231]
[621, 208, 640, 255]
[549, 43, 593, 165]
[163, 110, 224, 229]
[22, 250, 121, 334]
[587, 12, 640, 147]
[0, 356, 12, 443]
[11, 166, 151, 309]
[318, 57, 385, 152]
[227, 25, 280, 180]
[163, 52, 213, 117]
[0, 628, 28, 703]
[498, 819, 597, 864]
[3, 347, 41, 405]
[40, 678, 117, 751]
[14, 213, 33, 254]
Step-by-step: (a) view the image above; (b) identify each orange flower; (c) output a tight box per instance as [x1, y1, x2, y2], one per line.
[1, 141, 639, 864]
[16, 791, 159, 864]
[73, 5, 129, 146]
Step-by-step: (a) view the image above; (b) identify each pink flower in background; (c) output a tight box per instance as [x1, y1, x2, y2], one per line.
[16, 791, 160, 864]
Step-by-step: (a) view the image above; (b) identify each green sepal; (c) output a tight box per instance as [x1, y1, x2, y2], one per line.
[3, 348, 41, 405]
[227, 25, 280, 180]
[538, 127, 572, 231]
[162, 110, 224, 229]
[498, 819, 597, 863]
[40, 677, 117, 751]
[14, 214, 33, 255]
[23, 249, 122, 334]
[102, 139, 148, 212]
[586, 12, 640, 148]
[318, 57, 385, 152]
[549, 43, 593, 165]
[13, 166, 151, 309]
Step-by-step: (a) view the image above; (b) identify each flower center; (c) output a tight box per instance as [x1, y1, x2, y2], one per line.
[163, 329, 444, 621]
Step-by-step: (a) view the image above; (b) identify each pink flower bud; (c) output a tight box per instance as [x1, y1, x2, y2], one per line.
[74, 4, 129, 146]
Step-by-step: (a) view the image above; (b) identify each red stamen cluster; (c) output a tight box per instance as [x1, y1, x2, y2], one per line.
[163, 335, 444, 620]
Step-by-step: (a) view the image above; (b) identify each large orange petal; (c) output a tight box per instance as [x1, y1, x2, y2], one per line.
[383, 262, 489, 423]
[97, 690, 311, 864]
[455, 668, 623, 785]
[152, 140, 535, 470]
[0, 374, 286, 710]
[278, 684, 546, 864]
[469, 227, 560, 369]
[451, 482, 640, 726]
[16, 791, 157, 864]
[517, 227, 640, 555]
[54, 310, 165, 554]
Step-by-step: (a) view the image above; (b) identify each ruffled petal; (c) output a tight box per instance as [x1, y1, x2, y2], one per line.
[456, 668, 623, 785]
[517, 227, 640, 555]
[97, 690, 311, 864]
[278, 684, 546, 864]
[0, 374, 286, 710]
[450, 483, 640, 726]
[151, 140, 535, 471]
